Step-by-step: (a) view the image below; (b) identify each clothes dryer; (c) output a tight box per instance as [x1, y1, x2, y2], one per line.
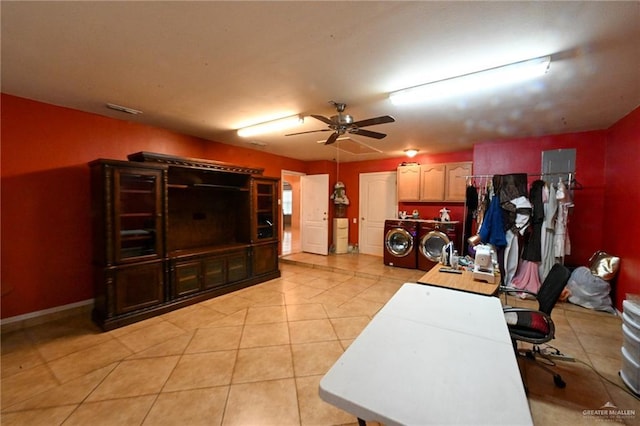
[384, 219, 418, 269]
[418, 221, 459, 271]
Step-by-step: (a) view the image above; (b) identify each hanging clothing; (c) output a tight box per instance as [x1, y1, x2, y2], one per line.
[494, 173, 528, 233]
[479, 194, 507, 247]
[464, 185, 479, 255]
[523, 180, 545, 262]
[539, 183, 558, 280]
[554, 180, 572, 260]
[510, 260, 543, 296]
[503, 230, 520, 286]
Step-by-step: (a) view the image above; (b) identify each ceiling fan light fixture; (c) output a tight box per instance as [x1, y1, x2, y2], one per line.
[237, 115, 304, 137]
[404, 149, 419, 158]
[389, 55, 551, 105]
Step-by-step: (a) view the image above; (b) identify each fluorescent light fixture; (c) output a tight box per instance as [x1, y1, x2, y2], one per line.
[106, 103, 143, 115]
[404, 149, 419, 158]
[237, 115, 303, 137]
[389, 55, 551, 105]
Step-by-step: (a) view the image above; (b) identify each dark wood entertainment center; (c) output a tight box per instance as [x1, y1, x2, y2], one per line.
[90, 152, 280, 330]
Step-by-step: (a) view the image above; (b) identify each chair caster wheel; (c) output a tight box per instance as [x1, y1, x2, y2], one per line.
[553, 375, 566, 388]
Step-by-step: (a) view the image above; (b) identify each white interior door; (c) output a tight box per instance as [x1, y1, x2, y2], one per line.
[301, 174, 329, 255]
[359, 171, 397, 256]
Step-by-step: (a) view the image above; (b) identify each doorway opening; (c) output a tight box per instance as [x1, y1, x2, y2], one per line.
[281, 171, 304, 256]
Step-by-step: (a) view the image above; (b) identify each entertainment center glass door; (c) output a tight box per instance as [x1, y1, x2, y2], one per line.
[115, 168, 163, 263]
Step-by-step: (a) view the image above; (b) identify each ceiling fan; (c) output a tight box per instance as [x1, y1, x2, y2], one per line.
[286, 101, 395, 145]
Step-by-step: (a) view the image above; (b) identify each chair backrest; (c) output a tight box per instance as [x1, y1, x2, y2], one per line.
[537, 263, 571, 315]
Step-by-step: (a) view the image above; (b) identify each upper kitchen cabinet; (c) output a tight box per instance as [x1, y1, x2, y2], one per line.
[444, 162, 472, 202]
[397, 162, 472, 203]
[397, 164, 421, 201]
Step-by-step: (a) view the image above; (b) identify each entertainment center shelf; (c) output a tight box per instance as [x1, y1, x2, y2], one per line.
[90, 152, 280, 330]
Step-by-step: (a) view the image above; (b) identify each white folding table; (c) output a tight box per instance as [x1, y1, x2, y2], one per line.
[319, 283, 533, 425]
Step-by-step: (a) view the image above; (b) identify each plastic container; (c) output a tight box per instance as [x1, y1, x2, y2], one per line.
[623, 299, 640, 325]
[622, 324, 640, 359]
[620, 346, 640, 395]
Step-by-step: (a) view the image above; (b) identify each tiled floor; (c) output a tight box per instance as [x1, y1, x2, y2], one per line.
[1, 253, 638, 425]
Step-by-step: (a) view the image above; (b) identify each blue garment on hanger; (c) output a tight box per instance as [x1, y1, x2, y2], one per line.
[479, 195, 507, 247]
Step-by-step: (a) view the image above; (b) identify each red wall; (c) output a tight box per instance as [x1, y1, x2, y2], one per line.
[604, 107, 640, 310]
[0, 94, 305, 319]
[2, 93, 637, 318]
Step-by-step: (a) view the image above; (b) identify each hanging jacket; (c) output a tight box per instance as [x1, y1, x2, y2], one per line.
[479, 195, 507, 247]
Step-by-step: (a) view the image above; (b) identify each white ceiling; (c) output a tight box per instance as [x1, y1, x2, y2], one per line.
[2, 1, 639, 162]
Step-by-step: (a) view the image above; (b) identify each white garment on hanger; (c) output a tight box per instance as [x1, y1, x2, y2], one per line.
[509, 196, 532, 235]
[539, 184, 557, 280]
[554, 181, 572, 259]
[503, 230, 520, 286]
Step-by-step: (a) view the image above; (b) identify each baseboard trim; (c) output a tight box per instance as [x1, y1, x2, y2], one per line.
[1, 299, 94, 334]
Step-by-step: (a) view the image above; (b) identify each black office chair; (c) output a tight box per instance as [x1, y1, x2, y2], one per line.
[501, 263, 572, 389]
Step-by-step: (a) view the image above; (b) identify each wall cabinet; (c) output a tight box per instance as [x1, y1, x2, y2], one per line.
[397, 164, 421, 201]
[90, 153, 280, 330]
[398, 162, 472, 202]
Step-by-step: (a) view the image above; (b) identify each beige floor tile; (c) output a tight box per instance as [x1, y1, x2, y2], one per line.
[1, 341, 44, 378]
[289, 319, 338, 344]
[338, 297, 384, 317]
[291, 341, 344, 377]
[304, 277, 342, 290]
[223, 379, 299, 426]
[283, 284, 326, 304]
[163, 350, 237, 391]
[330, 316, 371, 340]
[235, 286, 284, 305]
[1, 363, 60, 409]
[25, 321, 111, 363]
[143, 387, 229, 426]
[46, 337, 132, 383]
[0, 404, 78, 426]
[307, 289, 353, 307]
[202, 294, 254, 315]
[296, 375, 355, 426]
[86, 356, 179, 401]
[127, 332, 194, 360]
[3, 364, 115, 411]
[244, 305, 287, 324]
[357, 282, 402, 304]
[105, 315, 166, 338]
[207, 309, 248, 327]
[63, 395, 156, 426]
[115, 320, 187, 354]
[161, 304, 227, 331]
[240, 322, 290, 348]
[232, 345, 294, 383]
[286, 303, 328, 322]
[185, 326, 243, 353]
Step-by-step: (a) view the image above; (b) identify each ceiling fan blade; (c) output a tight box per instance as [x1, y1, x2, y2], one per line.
[350, 128, 387, 139]
[285, 129, 331, 136]
[311, 114, 334, 125]
[325, 132, 340, 145]
[351, 115, 395, 128]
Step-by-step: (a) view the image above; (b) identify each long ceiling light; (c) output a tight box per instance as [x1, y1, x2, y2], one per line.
[389, 55, 551, 105]
[237, 115, 304, 137]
